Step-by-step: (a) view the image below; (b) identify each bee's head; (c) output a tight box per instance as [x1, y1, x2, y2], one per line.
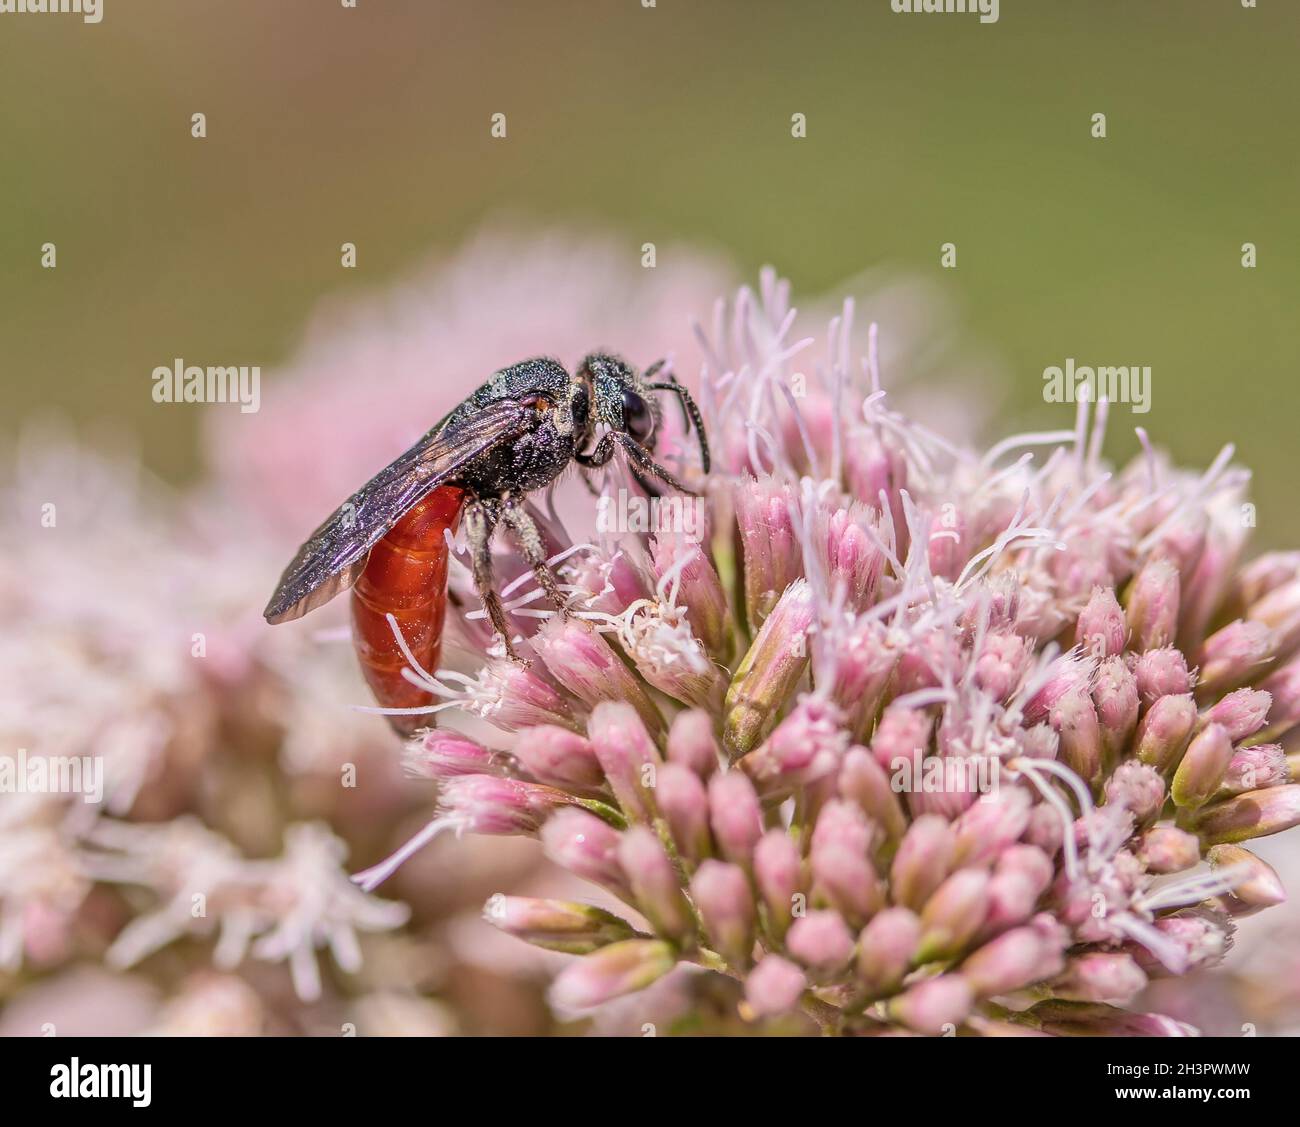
[578, 353, 658, 446]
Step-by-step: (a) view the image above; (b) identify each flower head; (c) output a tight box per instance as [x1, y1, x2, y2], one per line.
[351, 270, 1300, 1036]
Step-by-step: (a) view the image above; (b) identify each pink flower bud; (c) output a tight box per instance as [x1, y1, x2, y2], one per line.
[511, 725, 605, 794]
[870, 703, 934, 773]
[708, 770, 764, 869]
[825, 620, 897, 739]
[564, 544, 648, 616]
[1171, 722, 1233, 810]
[1025, 803, 1065, 857]
[891, 815, 956, 911]
[1196, 784, 1300, 845]
[1135, 825, 1200, 873]
[844, 438, 909, 559]
[1134, 693, 1197, 771]
[1134, 646, 1193, 705]
[1128, 911, 1229, 976]
[532, 618, 663, 736]
[541, 809, 632, 899]
[1207, 843, 1286, 909]
[1248, 577, 1300, 630]
[1052, 952, 1148, 1004]
[1218, 742, 1288, 798]
[1022, 653, 1092, 727]
[723, 579, 814, 756]
[734, 476, 803, 628]
[618, 826, 693, 942]
[690, 860, 755, 968]
[1126, 557, 1180, 651]
[745, 955, 807, 1019]
[1180, 535, 1237, 649]
[1049, 686, 1102, 787]
[918, 869, 990, 961]
[951, 788, 1031, 868]
[1205, 688, 1272, 742]
[1199, 620, 1276, 693]
[1261, 658, 1300, 737]
[839, 746, 907, 843]
[973, 631, 1032, 702]
[1093, 656, 1139, 761]
[738, 695, 848, 797]
[1075, 586, 1128, 659]
[618, 600, 725, 711]
[811, 845, 883, 930]
[650, 534, 731, 661]
[927, 502, 967, 583]
[438, 774, 573, 836]
[1235, 551, 1300, 612]
[656, 763, 712, 863]
[754, 829, 804, 940]
[405, 730, 508, 779]
[981, 845, 1055, 934]
[810, 799, 873, 856]
[894, 628, 960, 697]
[548, 939, 677, 1012]
[666, 708, 720, 778]
[588, 701, 663, 824]
[484, 897, 636, 954]
[786, 910, 855, 974]
[1103, 761, 1165, 824]
[469, 657, 582, 733]
[818, 502, 888, 611]
[961, 926, 1066, 997]
[855, 907, 921, 996]
[888, 975, 973, 1036]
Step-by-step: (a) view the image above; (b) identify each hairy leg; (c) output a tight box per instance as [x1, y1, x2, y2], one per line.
[614, 432, 697, 495]
[500, 494, 572, 617]
[463, 498, 522, 662]
[575, 431, 618, 470]
[644, 361, 711, 473]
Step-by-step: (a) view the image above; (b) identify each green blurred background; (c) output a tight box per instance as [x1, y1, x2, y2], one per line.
[2, 0, 1296, 538]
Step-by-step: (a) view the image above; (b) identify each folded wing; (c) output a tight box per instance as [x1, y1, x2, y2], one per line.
[263, 399, 531, 623]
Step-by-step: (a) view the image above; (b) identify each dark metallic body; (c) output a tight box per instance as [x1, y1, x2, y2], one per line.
[263, 354, 708, 727]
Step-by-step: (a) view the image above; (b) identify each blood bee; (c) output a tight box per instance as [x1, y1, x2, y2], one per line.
[263, 354, 708, 734]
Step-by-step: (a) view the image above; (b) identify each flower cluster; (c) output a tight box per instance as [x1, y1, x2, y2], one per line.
[0, 232, 742, 1036]
[371, 271, 1300, 1036]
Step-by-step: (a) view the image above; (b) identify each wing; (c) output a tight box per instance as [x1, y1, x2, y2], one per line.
[263, 399, 531, 624]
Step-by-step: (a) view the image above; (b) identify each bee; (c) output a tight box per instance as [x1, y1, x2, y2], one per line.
[263, 354, 709, 734]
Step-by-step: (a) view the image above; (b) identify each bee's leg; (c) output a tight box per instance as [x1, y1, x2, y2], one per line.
[464, 498, 524, 663]
[575, 432, 617, 470]
[646, 376, 710, 473]
[578, 432, 658, 497]
[613, 432, 697, 496]
[500, 495, 572, 618]
[628, 463, 664, 500]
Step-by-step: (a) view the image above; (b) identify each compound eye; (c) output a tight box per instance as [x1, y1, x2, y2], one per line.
[622, 390, 654, 444]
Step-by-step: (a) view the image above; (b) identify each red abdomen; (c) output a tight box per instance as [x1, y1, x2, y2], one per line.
[351, 485, 465, 735]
